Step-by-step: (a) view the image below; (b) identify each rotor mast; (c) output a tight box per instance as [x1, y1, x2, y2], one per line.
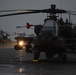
[47, 4, 57, 20]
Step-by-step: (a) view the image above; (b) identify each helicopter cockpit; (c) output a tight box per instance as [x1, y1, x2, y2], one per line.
[40, 19, 59, 36]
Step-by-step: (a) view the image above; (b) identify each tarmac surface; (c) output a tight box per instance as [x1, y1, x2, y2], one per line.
[0, 46, 76, 75]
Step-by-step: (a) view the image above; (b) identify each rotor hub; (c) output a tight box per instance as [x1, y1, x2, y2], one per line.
[51, 4, 56, 10]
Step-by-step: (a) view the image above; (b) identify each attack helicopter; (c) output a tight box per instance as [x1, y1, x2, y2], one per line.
[14, 32, 36, 52]
[14, 23, 36, 51]
[0, 29, 10, 43]
[0, 4, 76, 61]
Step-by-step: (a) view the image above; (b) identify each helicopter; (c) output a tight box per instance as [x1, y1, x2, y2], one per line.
[0, 29, 11, 43]
[0, 4, 76, 62]
[14, 32, 36, 52]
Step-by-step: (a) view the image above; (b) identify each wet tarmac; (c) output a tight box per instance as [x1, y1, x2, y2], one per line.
[0, 47, 76, 75]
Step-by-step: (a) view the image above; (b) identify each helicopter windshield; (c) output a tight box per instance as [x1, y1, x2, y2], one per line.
[41, 19, 58, 36]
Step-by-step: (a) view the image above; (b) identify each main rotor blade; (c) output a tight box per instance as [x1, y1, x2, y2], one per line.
[70, 11, 76, 13]
[0, 9, 42, 12]
[66, 12, 76, 15]
[0, 9, 67, 17]
[0, 11, 41, 17]
[70, 13, 76, 15]
[0, 8, 76, 17]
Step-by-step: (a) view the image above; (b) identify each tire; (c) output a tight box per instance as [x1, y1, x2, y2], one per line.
[14, 45, 22, 50]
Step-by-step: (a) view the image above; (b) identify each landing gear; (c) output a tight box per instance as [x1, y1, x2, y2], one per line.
[32, 50, 40, 62]
[45, 47, 67, 62]
[33, 50, 40, 60]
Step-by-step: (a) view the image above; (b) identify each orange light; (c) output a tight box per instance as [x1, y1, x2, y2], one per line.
[18, 41, 25, 46]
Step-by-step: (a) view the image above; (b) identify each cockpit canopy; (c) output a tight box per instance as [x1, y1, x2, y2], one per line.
[41, 19, 58, 36]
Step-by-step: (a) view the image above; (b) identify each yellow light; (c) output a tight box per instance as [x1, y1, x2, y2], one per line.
[19, 41, 24, 46]
[32, 59, 39, 63]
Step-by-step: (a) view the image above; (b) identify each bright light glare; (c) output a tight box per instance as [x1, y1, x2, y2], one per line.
[19, 68, 24, 73]
[19, 41, 24, 46]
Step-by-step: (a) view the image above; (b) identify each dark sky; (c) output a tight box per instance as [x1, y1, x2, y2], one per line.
[0, 0, 76, 40]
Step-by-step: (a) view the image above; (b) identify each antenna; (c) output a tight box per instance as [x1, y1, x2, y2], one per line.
[60, 0, 62, 18]
[69, 10, 71, 23]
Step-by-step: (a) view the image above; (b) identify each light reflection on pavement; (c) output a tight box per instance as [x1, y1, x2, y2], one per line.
[0, 48, 76, 75]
